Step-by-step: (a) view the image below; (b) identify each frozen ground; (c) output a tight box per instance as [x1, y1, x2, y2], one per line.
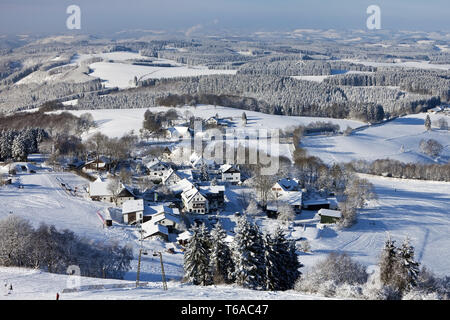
[302, 112, 450, 165]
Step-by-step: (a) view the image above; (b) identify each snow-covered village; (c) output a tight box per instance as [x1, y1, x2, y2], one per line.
[0, 1, 449, 305]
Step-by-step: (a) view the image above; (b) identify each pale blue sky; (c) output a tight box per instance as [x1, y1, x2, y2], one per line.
[0, 0, 448, 35]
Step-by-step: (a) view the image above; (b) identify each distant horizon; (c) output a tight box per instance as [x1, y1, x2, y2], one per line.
[1, 1, 449, 36]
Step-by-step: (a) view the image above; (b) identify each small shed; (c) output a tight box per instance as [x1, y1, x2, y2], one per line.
[318, 209, 342, 224]
[176, 230, 193, 246]
[104, 208, 113, 227]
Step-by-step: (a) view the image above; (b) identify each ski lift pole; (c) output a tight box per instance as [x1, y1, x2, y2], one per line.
[136, 223, 143, 288]
[159, 252, 168, 291]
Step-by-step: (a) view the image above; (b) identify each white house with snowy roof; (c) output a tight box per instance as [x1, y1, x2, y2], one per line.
[181, 186, 209, 214]
[219, 164, 240, 184]
[161, 168, 183, 186]
[271, 178, 300, 197]
[189, 153, 216, 170]
[166, 126, 191, 140]
[89, 177, 135, 206]
[121, 200, 180, 225]
[146, 158, 171, 179]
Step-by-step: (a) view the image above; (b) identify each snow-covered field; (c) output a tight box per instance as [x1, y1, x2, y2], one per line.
[297, 174, 450, 277]
[72, 51, 236, 89]
[88, 62, 236, 89]
[302, 113, 450, 165]
[61, 104, 365, 140]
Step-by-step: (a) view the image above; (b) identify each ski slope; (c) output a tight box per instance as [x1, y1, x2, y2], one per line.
[0, 267, 330, 300]
[0, 168, 184, 285]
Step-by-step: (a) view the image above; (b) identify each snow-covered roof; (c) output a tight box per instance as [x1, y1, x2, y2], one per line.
[84, 156, 110, 166]
[176, 230, 193, 241]
[190, 152, 216, 168]
[199, 185, 225, 195]
[146, 158, 169, 170]
[89, 177, 134, 198]
[168, 178, 195, 194]
[275, 178, 299, 191]
[318, 208, 342, 218]
[303, 198, 330, 206]
[167, 126, 190, 137]
[267, 191, 302, 211]
[89, 177, 113, 197]
[278, 191, 302, 206]
[182, 187, 203, 202]
[161, 168, 181, 183]
[142, 222, 169, 237]
[219, 164, 239, 173]
[152, 212, 181, 225]
[144, 204, 180, 217]
[122, 199, 144, 215]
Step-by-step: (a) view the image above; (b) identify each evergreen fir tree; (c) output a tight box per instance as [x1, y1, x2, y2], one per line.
[200, 163, 209, 181]
[263, 233, 279, 291]
[264, 227, 302, 291]
[379, 236, 399, 288]
[232, 217, 266, 290]
[425, 114, 431, 131]
[183, 224, 211, 286]
[398, 237, 420, 290]
[210, 222, 234, 284]
[241, 112, 247, 125]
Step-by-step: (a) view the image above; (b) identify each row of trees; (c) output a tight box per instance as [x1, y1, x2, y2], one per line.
[350, 159, 450, 182]
[74, 72, 440, 123]
[0, 108, 95, 137]
[0, 216, 133, 279]
[324, 68, 450, 102]
[237, 58, 375, 77]
[184, 218, 302, 291]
